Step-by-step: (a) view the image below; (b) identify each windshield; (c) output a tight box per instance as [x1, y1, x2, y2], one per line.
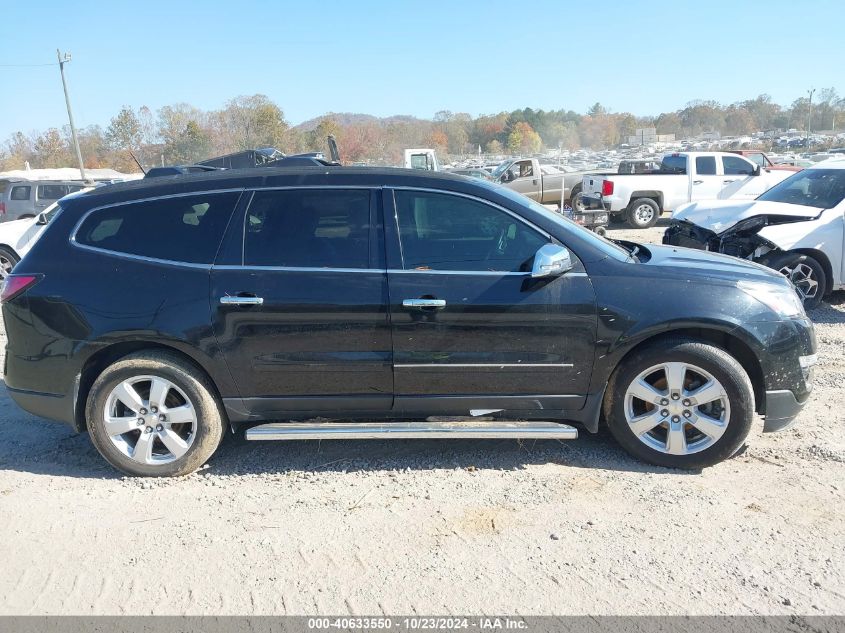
[484, 183, 632, 261]
[490, 160, 512, 180]
[756, 168, 845, 209]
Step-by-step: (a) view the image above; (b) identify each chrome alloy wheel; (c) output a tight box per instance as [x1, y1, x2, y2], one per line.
[0, 255, 14, 280]
[623, 362, 730, 455]
[103, 375, 197, 465]
[633, 203, 655, 225]
[779, 262, 819, 302]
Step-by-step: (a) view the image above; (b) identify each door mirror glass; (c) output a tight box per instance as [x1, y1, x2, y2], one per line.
[531, 244, 573, 278]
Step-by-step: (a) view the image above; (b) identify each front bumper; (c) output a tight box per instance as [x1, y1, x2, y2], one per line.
[763, 389, 808, 432]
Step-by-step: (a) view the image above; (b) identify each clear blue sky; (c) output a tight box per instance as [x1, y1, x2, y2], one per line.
[0, 0, 841, 138]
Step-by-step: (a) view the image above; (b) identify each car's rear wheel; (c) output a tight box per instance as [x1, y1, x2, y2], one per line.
[0, 246, 20, 280]
[779, 255, 825, 310]
[626, 198, 660, 229]
[569, 184, 585, 212]
[604, 338, 754, 469]
[87, 351, 225, 477]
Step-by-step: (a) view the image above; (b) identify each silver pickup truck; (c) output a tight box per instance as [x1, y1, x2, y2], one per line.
[491, 158, 602, 207]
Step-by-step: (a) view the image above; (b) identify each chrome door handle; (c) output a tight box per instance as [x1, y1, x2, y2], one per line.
[220, 295, 264, 306]
[692, 180, 703, 185]
[723, 179, 738, 183]
[403, 298, 446, 309]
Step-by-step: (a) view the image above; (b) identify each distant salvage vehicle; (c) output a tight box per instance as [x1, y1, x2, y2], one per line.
[0, 187, 93, 278]
[404, 149, 440, 171]
[664, 158, 845, 309]
[492, 158, 599, 208]
[0, 180, 86, 222]
[581, 152, 792, 229]
[728, 150, 802, 173]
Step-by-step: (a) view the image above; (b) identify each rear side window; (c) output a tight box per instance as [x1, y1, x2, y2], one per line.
[661, 155, 687, 174]
[37, 184, 68, 200]
[695, 156, 717, 175]
[244, 189, 371, 268]
[722, 155, 754, 175]
[10, 186, 31, 201]
[75, 192, 240, 264]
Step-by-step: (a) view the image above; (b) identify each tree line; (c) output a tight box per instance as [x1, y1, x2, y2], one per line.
[1, 89, 842, 173]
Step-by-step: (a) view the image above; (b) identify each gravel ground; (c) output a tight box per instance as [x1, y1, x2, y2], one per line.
[0, 221, 843, 615]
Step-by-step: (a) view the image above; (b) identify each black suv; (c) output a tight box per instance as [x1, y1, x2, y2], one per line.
[1, 168, 816, 476]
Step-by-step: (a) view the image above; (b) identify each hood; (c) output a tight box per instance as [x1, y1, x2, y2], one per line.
[643, 243, 788, 286]
[0, 216, 39, 241]
[672, 199, 822, 234]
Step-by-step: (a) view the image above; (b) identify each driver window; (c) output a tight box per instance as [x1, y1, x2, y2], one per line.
[394, 190, 547, 272]
[517, 161, 534, 179]
[722, 155, 754, 175]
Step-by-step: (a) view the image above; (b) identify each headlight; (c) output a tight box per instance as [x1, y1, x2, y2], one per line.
[738, 281, 806, 318]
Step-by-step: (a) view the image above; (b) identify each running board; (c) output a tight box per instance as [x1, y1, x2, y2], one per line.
[245, 420, 578, 441]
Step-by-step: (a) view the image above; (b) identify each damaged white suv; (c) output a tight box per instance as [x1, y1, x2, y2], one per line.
[664, 157, 845, 308]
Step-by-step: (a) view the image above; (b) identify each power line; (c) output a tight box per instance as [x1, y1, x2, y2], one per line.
[0, 62, 58, 67]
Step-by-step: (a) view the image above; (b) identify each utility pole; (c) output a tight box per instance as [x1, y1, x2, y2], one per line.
[806, 88, 815, 150]
[57, 49, 87, 181]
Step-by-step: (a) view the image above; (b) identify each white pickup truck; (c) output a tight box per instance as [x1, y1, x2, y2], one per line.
[580, 152, 792, 228]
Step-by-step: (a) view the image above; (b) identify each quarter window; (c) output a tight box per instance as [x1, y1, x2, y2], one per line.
[244, 189, 371, 268]
[37, 184, 68, 200]
[393, 190, 547, 272]
[75, 192, 240, 264]
[10, 186, 31, 201]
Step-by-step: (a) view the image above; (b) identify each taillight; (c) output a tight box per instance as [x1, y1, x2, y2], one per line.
[0, 274, 41, 303]
[0, 202, 5, 215]
[602, 180, 614, 196]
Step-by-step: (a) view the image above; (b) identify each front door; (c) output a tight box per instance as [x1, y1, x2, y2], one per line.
[507, 160, 541, 202]
[211, 187, 392, 418]
[384, 188, 597, 416]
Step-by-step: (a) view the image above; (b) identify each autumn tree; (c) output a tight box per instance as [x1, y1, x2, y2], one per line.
[507, 122, 541, 154]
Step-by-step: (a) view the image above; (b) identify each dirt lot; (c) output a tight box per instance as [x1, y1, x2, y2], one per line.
[0, 220, 843, 616]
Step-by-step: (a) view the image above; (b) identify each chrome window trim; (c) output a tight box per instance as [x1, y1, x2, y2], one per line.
[395, 363, 574, 368]
[69, 188, 245, 268]
[213, 264, 382, 274]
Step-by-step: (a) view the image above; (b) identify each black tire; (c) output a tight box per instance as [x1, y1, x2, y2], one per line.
[86, 350, 225, 477]
[780, 255, 826, 310]
[609, 213, 626, 224]
[603, 338, 754, 470]
[626, 198, 660, 229]
[569, 184, 585, 211]
[594, 226, 607, 237]
[0, 246, 20, 279]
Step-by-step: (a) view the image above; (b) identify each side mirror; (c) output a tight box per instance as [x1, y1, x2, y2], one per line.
[531, 244, 573, 278]
[752, 164, 762, 176]
[36, 212, 48, 226]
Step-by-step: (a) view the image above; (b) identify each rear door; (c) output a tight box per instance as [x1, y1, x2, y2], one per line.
[384, 188, 597, 415]
[210, 187, 393, 418]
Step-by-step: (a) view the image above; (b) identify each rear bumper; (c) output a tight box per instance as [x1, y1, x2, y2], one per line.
[6, 385, 78, 430]
[763, 389, 808, 432]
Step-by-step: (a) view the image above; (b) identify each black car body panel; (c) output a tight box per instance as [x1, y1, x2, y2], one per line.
[3, 168, 816, 435]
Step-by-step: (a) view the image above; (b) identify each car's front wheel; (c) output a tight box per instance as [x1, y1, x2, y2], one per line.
[604, 338, 754, 469]
[779, 255, 826, 310]
[86, 351, 225, 477]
